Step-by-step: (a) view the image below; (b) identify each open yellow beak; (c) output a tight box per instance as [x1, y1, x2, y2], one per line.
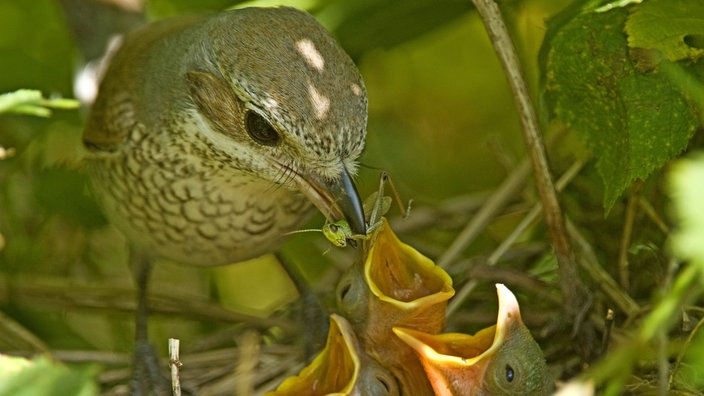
[394, 284, 552, 396]
[336, 217, 455, 395]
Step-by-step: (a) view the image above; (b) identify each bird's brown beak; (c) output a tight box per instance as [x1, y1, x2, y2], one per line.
[296, 163, 366, 236]
[392, 284, 522, 395]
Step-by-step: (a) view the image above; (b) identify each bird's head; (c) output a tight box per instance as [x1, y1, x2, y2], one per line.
[394, 284, 553, 396]
[184, 6, 367, 234]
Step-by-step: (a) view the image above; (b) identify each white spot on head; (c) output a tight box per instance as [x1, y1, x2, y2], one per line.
[308, 84, 330, 119]
[350, 83, 362, 97]
[263, 97, 279, 110]
[296, 38, 325, 72]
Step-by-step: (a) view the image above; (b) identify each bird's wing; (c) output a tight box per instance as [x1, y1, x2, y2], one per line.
[82, 15, 203, 153]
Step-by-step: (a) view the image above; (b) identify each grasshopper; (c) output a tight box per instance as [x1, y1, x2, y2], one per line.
[287, 172, 411, 248]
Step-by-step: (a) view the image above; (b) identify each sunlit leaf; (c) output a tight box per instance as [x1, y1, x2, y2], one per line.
[672, 318, 704, 392]
[0, 89, 79, 118]
[544, 7, 699, 212]
[669, 153, 704, 267]
[626, 0, 704, 62]
[0, 355, 97, 396]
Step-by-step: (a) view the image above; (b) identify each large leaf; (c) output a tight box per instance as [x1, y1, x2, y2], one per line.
[669, 153, 704, 267]
[543, 6, 699, 212]
[0, 355, 97, 396]
[666, 153, 704, 392]
[626, 0, 704, 63]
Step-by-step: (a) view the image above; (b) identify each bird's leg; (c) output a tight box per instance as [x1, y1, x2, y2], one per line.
[276, 253, 329, 362]
[130, 249, 170, 396]
[352, 171, 412, 245]
[364, 171, 411, 227]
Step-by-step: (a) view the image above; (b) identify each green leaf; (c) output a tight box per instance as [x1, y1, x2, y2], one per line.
[668, 154, 704, 392]
[543, 7, 699, 212]
[673, 317, 704, 392]
[0, 355, 97, 396]
[626, 0, 704, 62]
[669, 153, 704, 267]
[0, 89, 79, 117]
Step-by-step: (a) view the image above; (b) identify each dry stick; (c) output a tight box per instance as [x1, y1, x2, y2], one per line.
[0, 309, 52, 355]
[656, 330, 669, 396]
[638, 196, 669, 234]
[669, 316, 704, 388]
[437, 159, 531, 268]
[599, 309, 615, 357]
[567, 220, 640, 317]
[389, 191, 490, 234]
[434, 131, 564, 268]
[169, 338, 182, 396]
[447, 160, 585, 316]
[235, 330, 260, 396]
[0, 277, 295, 332]
[468, 0, 586, 323]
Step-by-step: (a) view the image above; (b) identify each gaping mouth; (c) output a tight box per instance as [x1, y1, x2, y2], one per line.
[394, 284, 522, 367]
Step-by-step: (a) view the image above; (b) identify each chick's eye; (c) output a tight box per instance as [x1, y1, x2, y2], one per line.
[245, 111, 279, 146]
[505, 364, 515, 383]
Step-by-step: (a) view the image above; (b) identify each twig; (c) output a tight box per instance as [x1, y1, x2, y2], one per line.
[618, 182, 642, 290]
[568, 219, 641, 317]
[169, 338, 182, 396]
[0, 309, 52, 355]
[599, 309, 615, 357]
[388, 191, 490, 234]
[446, 159, 585, 316]
[437, 159, 530, 268]
[468, 0, 587, 335]
[669, 315, 704, 387]
[235, 330, 260, 396]
[0, 275, 295, 332]
[638, 196, 669, 234]
[656, 330, 669, 396]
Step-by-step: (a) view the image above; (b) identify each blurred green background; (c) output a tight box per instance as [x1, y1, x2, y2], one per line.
[0, 0, 655, 392]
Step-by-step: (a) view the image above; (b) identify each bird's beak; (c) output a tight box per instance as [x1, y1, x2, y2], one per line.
[392, 284, 522, 396]
[340, 217, 454, 394]
[265, 314, 361, 395]
[364, 218, 455, 314]
[295, 163, 366, 235]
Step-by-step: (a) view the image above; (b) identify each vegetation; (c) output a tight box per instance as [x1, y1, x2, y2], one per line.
[0, 0, 703, 394]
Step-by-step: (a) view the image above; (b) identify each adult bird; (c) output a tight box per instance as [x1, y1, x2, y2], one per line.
[82, 6, 367, 393]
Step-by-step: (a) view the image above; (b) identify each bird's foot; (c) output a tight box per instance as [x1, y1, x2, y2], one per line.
[132, 340, 171, 396]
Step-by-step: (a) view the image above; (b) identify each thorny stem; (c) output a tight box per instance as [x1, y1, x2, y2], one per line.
[468, 0, 591, 352]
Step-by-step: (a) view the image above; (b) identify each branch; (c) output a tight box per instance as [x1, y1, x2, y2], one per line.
[468, 0, 592, 351]
[169, 338, 182, 396]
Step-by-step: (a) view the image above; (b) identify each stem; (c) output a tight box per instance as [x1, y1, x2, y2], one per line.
[437, 159, 530, 268]
[618, 182, 642, 290]
[169, 338, 182, 396]
[446, 159, 585, 316]
[468, 0, 587, 327]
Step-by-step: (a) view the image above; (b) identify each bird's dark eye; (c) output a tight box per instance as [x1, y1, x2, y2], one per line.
[505, 364, 515, 382]
[245, 111, 279, 146]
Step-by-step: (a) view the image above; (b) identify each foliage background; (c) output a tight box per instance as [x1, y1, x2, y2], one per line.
[0, 0, 703, 394]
